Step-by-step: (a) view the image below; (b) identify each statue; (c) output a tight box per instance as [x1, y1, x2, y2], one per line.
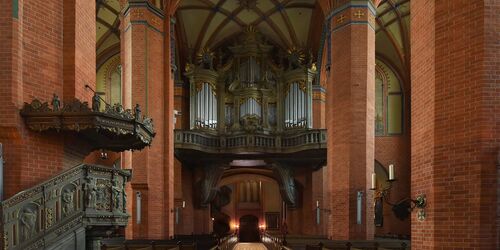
[134, 104, 142, 121]
[85, 177, 97, 209]
[112, 179, 122, 210]
[51, 94, 60, 111]
[20, 208, 37, 240]
[62, 189, 74, 216]
[92, 93, 101, 112]
[123, 187, 127, 211]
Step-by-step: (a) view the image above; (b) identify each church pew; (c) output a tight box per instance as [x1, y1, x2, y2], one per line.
[306, 241, 409, 250]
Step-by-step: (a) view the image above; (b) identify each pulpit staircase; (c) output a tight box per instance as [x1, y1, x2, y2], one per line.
[0, 163, 131, 250]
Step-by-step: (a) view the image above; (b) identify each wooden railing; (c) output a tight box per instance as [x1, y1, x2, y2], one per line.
[174, 129, 327, 154]
[262, 233, 292, 250]
[213, 234, 238, 250]
[0, 164, 131, 250]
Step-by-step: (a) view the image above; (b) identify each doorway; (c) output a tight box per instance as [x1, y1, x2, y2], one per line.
[238, 215, 260, 242]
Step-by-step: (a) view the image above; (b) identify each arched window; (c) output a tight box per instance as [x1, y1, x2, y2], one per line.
[375, 59, 403, 136]
[96, 54, 122, 108]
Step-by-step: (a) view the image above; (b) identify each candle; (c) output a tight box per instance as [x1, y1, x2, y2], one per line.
[371, 173, 376, 190]
[182, 201, 186, 208]
[316, 200, 319, 208]
[389, 164, 395, 180]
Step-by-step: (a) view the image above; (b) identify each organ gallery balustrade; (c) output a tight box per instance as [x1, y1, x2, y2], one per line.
[174, 129, 326, 154]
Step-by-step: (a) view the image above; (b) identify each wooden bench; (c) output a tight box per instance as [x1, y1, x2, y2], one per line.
[306, 241, 409, 250]
[102, 242, 196, 250]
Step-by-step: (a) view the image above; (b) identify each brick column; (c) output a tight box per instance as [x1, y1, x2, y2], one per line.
[312, 85, 326, 129]
[120, 0, 172, 239]
[326, 0, 376, 240]
[63, 0, 96, 101]
[411, 1, 499, 249]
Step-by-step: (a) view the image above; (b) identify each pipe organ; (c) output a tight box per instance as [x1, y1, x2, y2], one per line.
[185, 26, 316, 134]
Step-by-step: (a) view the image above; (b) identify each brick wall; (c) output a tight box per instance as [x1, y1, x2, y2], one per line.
[411, 0, 499, 248]
[0, 0, 96, 197]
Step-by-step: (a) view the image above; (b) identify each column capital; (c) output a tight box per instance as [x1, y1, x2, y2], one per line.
[122, 0, 165, 35]
[123, 0, 165, 20]
[326, 0, 376, 20]
[326, 1, 376, 33]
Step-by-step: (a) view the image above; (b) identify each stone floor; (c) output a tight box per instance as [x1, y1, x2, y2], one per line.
[233, 243, 268, 250]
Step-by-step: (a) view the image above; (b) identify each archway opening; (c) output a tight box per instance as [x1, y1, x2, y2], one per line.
[238, 214, 260, 242]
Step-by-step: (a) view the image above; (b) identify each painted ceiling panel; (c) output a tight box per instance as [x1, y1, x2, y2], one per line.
[97, 22, 107, 41]
[181, 0, 209, 7]
[221, 0, 239, 12]
[210, 21, 241, 48]
[375, 0, 410, 82]
[98, 7, 116, 24]
[176, 0, 316, 53]
[257, 22, 283, 48]
[386, 23, 403, 50]
[96, 0, 120, 62]
[380, 11, 396, 25]
[179, 9, 211, 48]
[238, 10, 261, 24]
[290, 0, 317, 4]
[286, 8, 312, 47]
[377, 2, 391, 14]
[201, 13, 227, 48]
[97, 34, 119, 55]
[268, 13, 292, 46]
[376, 33, 401, 68]
[257, 0, 275, 13]
[106, 0, 120, 10]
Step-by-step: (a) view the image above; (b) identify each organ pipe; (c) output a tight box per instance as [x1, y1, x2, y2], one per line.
[185, 29, 316, 132]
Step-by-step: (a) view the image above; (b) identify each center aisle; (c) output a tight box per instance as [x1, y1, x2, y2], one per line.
[232, 243, 268, 250]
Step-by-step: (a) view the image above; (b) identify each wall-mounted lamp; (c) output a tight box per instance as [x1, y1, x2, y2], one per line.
[370, 164, 427, 220]
[100, 149, 108, 160]
[174, 200, 186, 225]
[315, 200, 331, 225]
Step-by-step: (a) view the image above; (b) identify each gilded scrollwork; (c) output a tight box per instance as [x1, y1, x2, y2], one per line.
[45, 207, 54, 229]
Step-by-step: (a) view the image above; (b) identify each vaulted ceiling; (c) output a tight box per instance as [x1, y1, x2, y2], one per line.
[96, 0, 411, 83]
[375, 0, 410, 83]
[96, 0, 121, 67]
[175, 0, 321, 54]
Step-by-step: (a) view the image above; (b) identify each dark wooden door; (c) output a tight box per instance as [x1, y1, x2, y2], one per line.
[238, 215, 260, 242]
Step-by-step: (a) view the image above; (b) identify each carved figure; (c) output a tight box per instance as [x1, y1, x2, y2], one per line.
[62, 189, 74, 215]
[123, 187, 127, 210]
[20, 208, 37, 240]
[92, 93, 101, 112]
[51, 94, 61, 111]
[134, 104, 142, 121]
[112, 179, 122, 210]
[113, 103, 124, 113]
[85, 177, 97, 208]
